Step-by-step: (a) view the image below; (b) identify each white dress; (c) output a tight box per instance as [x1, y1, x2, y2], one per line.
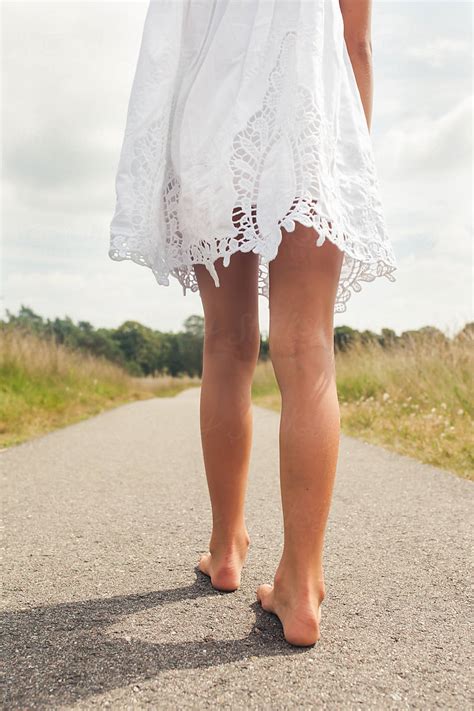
[109, 0, 397, 313]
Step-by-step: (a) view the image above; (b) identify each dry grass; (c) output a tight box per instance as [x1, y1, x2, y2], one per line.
[2, 327, 472, 479]
[0, 329, 200, 447]
[252, 331, 473, 480]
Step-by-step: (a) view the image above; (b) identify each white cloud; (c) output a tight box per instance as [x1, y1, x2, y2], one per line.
[377, 97, 472, 177]
[406, 37, 471, 68]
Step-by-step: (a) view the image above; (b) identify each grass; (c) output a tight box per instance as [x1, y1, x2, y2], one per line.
[2, 327, 472, 481]
[252, 331, 473, 481]
[0, 329, 200, 448]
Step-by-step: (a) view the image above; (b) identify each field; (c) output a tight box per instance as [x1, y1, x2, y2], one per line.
[0, 329, 199, 448]
[252, 331, 473, 480]
[1, 327, 472, 480]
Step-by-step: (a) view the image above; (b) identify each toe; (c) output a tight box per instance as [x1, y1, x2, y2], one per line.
[256, 583, 274, 611]
[198, 552, 211, 577]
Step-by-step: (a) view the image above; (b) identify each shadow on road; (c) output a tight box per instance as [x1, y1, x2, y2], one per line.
[3, 569, 304, 707]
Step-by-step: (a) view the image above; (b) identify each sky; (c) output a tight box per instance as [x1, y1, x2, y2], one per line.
[1, 0, 473, 337]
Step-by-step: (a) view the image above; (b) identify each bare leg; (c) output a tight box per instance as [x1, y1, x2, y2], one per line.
[194, 250, 260, 591]
[256, 225, 344, 645]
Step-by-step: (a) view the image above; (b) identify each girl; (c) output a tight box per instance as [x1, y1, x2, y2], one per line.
[110, 0, 397, 647]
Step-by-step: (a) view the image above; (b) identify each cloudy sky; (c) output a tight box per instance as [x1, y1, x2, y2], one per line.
[1, 0, 472, 336]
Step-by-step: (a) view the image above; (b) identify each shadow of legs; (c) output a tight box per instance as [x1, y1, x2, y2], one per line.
[3, 571, 303, 707]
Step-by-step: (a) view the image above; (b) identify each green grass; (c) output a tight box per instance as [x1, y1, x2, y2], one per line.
[2, 326, 472, 481]
[252, 332, 474, 481]
[0, 329, 199, 447]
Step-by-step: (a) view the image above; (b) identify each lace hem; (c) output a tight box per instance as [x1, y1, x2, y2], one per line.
[109, 196, 397, 314]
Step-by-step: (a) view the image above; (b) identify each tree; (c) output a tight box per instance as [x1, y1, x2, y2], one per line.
[334, 326, 358, 352]
[183, 315, 204, 339]
[380, 328, 398, 348]
[4, 306, 46, 334]
[111, 321, 162, 376]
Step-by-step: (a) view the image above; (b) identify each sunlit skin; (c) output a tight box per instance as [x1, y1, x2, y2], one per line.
[194, 250, 260, 593]
[194, 0, 373, 646]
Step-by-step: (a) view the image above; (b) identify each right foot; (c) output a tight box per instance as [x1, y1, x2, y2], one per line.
[256, 571, 325, 646]
[198, 531, 250, 592]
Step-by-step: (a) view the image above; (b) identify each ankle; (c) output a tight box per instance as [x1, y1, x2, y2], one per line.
[274, 562, 325, 601]
[209, 527, 250, 553]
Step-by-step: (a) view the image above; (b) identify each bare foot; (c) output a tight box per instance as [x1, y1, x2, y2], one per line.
[198, 531, 250, 592]
[256, 572, 325, 646]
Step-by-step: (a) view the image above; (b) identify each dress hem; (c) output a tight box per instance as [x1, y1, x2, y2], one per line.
[109, 206, 397, 314]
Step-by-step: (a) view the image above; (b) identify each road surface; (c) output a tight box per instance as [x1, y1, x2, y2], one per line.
[2, 387, 472, 709]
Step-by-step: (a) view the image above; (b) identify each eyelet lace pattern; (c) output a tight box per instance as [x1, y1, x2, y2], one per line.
[110, 28, 397, 313]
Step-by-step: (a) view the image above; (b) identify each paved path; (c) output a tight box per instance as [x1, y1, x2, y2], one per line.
[2, 387, 472, 709]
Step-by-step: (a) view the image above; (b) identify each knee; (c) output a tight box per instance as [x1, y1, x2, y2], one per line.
[204, 319, 261, 366]
[269, 324, 335, 367]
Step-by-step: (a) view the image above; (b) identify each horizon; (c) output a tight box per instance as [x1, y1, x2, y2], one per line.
[2, 303, 471, 340]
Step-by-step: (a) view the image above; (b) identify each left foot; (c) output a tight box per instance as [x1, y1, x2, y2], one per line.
[256, 570, 325, 646]
[198, 531, 250, 592]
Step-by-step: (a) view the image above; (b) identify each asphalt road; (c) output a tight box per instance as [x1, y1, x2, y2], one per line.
[2, 387, 472, 709]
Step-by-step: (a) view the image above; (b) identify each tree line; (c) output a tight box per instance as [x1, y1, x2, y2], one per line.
[1, 306, 471, 378]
